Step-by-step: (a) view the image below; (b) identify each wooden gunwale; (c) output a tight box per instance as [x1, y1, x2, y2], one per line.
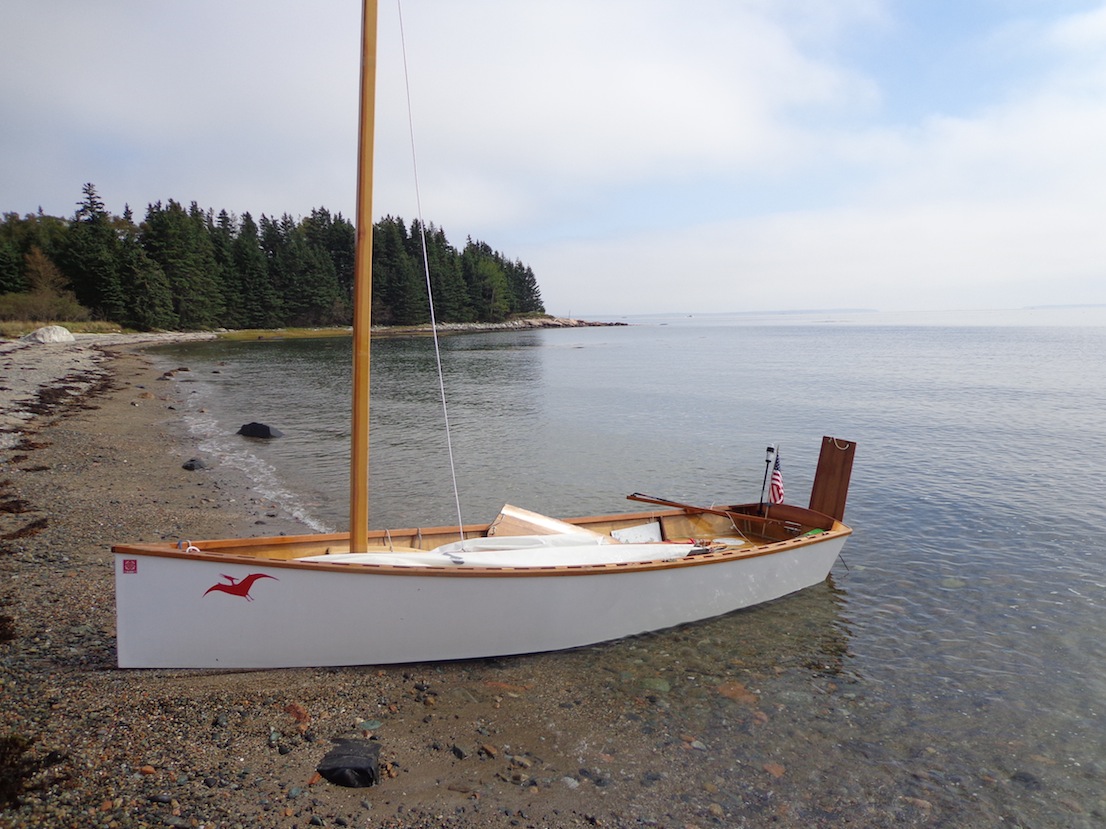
[112, 520, 851, 578]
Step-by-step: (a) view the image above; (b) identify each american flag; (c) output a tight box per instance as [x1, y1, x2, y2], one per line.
[769, 452, 785, 504]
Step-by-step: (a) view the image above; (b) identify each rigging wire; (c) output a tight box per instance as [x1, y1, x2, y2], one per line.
[396, 0, 466, 539]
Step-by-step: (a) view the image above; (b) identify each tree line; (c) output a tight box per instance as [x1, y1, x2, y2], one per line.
[0, 183, 545, 330]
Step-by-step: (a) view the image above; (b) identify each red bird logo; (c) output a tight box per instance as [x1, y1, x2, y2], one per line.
[203, 573, 276, 601]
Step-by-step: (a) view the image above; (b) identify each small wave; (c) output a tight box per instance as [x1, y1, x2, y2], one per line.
[181, 407, 334, 534]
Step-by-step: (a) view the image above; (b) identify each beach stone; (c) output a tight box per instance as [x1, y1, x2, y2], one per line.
[237, 422, 283, 439]
[1010, 770, 1043, 790]
[182, 458, 207, 471]
[20, 325, 75, 344]
[317, 739, 381, 788]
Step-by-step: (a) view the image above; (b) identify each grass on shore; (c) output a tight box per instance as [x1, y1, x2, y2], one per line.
[218, 327, 353, 341]
[0, 320, 125, 340]
[2, 315, 566, 342]
[0, 320, 352, 341]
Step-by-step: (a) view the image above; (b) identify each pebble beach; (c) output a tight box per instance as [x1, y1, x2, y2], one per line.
[3, 334, 774, 829]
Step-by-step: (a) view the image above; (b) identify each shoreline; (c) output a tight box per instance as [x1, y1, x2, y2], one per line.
[0, 335, 721, 828]
[2, 332, 913, 829]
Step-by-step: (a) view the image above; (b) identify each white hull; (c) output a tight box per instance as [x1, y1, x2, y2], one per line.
[108, 3, 860, 672]
[114, 530, 846, 669]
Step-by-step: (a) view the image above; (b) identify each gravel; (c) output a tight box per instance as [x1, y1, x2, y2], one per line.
[0, 339, 729, 828]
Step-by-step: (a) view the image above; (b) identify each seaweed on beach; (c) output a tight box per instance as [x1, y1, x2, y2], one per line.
[0, 594, 14, 641]
[0, 496, 33, 514]
[0, 734, 65, 809]
[0, 517, 47, 541]
[24, 383, 82, 415]
[21, 369, 115, 420]
[0, 734, 35, 808]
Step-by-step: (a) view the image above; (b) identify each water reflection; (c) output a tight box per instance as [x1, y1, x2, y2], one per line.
[149, 320, 1106, 826]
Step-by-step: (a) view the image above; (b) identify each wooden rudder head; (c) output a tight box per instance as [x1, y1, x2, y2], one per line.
[808, 436, 856, 522]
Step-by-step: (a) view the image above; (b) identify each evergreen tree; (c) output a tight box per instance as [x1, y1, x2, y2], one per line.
[2, 193, 545, 329]
[372, 216, 425, 326]
[503, 258, 545, 315]
[117, 211, 174, 330]
[141, 200, 224, 329]
[270, 213, 344, 326]
[59, 183, 126, 320]
[303, 207, 356, 309]
[207, 209, 237, 326]
[461, 239, 510, 322]
[2, 210, 77, 272]
[231, 212, 277, 328]
[408, 220, 471, 322]
[0, 237, 23, 293]
[257, 214, 289, 326]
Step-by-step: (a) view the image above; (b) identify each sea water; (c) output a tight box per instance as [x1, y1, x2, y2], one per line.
[150, 307, 1106, 825]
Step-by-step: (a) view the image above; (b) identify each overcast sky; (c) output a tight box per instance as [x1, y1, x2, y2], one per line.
[3, 1, 1106, 316]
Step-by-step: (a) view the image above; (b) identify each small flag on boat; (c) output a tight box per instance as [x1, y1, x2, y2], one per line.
[769, 452, 785, 504]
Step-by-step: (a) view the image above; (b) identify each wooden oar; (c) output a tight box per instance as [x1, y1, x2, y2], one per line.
[627, 492, 835, 531]
[626, 492, 770, 523]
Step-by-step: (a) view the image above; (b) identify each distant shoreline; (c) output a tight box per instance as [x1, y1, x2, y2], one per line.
[230, 316, 627, 340]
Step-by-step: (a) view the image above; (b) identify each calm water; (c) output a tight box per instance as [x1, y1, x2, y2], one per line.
[152, 308, 1106, 825]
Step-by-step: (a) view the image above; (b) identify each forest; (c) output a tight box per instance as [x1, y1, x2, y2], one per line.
[0, 183, 545, 331]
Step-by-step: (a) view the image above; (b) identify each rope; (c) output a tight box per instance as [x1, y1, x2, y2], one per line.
[397, 0, 466, 539]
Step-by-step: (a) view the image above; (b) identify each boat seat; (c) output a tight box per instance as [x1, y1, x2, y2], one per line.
[488, 504, 606, 538]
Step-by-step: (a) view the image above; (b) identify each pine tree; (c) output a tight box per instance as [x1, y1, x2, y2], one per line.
[0, 237, 23, 293]
[59, 183, 126, 320]
[461, 239, 510, 322]
[303, 207, 356, 309]
[141, 200, 224, 329]
[408, 220, 471, 322]
[117, 211, 174, 330]
[207, 209, 237, 326]
[372, 216, 426, 326]
[504, 259, 545, 315]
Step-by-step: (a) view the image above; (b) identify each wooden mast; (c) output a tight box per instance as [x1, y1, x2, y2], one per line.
[350, 0, 378, 553]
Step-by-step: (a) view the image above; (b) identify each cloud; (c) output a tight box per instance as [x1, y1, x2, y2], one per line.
[3, 0, 1106, 314]
[529, 2, 1106, 314]
[373, 1, 880, 228]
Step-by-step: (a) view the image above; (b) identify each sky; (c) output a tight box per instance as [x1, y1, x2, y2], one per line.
[3, 0, 1106, 317]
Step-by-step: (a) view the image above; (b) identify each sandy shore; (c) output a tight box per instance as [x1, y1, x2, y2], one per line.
[1, 336, 735, 829]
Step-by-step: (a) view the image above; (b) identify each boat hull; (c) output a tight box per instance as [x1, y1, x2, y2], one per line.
[114, 529, 847, 669]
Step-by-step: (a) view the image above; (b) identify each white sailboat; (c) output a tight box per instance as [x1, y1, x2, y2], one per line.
[112, 0, 856, 670]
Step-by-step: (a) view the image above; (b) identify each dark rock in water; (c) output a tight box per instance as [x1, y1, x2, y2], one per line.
[182, 458, 207, 471]
[1010, 770, 1043, 790]
[237, 422, 284, 439]
[317, 739, 381, 788]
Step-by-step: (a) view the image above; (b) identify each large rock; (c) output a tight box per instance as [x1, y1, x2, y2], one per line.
[237, 422, 284, 439]
[316, 738, 381, 787]
[20, 325, 75, 344]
